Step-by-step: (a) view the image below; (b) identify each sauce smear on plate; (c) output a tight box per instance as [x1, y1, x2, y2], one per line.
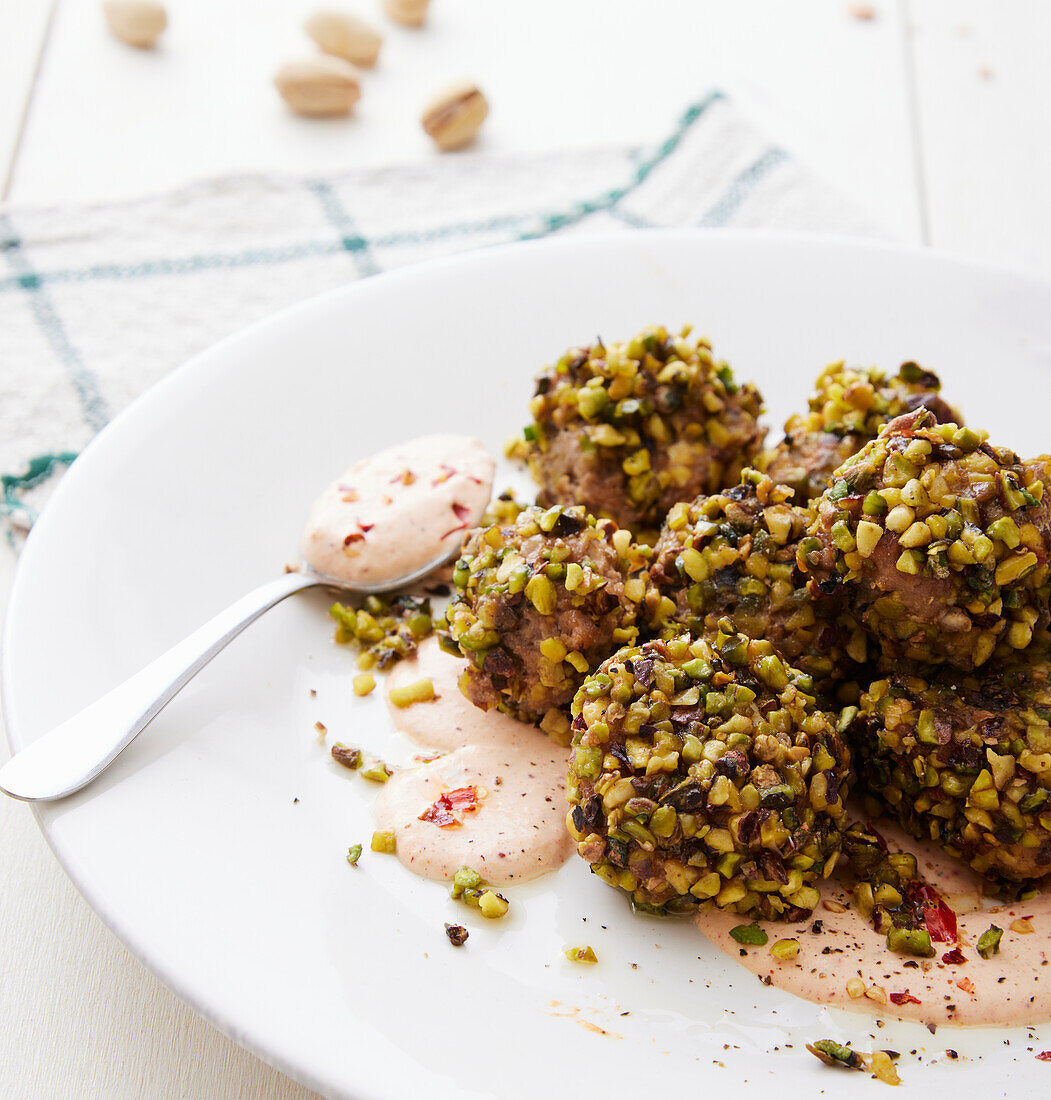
[375, 639, 572, 885]
[697, 820, 1051, 1026]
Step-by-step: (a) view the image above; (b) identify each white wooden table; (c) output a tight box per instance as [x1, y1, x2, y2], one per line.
[1, 1, 1049, 1096]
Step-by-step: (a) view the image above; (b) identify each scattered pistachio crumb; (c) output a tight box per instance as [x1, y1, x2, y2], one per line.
[353, 672, 376, 696]
[977, 925, 1004, 958]
[868, 1050, 901, 1086]
[346, 844, 362, 865]
[770, 938, 800, 961]
[449, 866, 509, 916]
[807, 1039, 864, 1070]
[314, 721, 327, 741]
[729, 922, 768, 947]
[370, 830, 397, 853]
[388, 678, 436, 708]
[331, 743, 362, 770]
[478, 890, 510, 919]
[1010, 918, 1034, 935]
[444, 923, 468, 947]
[360, 759, 393, 783]
[564, 945, 598, 964]
[846, 977, 867, 999]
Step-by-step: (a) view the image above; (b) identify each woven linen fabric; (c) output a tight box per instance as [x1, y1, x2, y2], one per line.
[0, 91, 881, 546]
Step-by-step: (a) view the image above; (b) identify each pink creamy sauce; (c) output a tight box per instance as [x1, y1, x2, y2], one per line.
[384, 636, 504, 752]
[300, 434, 493, 587]
[374, 640, 573, 885]
[698, 819, 1051, 1027]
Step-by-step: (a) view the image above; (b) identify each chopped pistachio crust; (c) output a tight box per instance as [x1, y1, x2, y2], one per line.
[801, 409, 1051, 670]
[510, 325, 765, 531]
[649, 469, 868, 693]
[566, 626, 851, 919]
[761, 361, 959, 503]
[848, 647, 1051, 884]
[443, 505, 650, 735]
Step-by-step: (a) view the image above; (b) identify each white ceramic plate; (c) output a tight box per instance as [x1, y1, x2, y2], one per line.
[5, 231, 1051, 1099]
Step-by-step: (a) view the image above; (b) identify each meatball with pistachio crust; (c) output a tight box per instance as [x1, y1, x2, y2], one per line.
[649, 469, 869, 695]
[443, 504, 649, 738]
[801, 409, 1051, 670]
[566, 623, 851, 920]
[761, 360, 960, 503]
[510, 326, 765, 533]
[849, 640, 1051, 886]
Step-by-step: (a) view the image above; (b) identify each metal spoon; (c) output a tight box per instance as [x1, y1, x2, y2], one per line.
[0, 554, 451, 803]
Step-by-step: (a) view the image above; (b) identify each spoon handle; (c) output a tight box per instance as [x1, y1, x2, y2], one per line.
[0, 571, 321, 802]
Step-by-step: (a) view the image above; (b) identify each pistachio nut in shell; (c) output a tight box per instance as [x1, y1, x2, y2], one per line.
[274, 56, 362, 118]
[305, 9, 382, 67]
[383, 0, 430, 27]
[102, 0, 167, 48]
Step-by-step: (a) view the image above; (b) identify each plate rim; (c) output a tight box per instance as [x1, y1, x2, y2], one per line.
[5, 226, 1051, 1097]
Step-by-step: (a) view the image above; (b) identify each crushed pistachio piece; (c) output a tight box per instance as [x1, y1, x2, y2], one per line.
[331, 743, 362, 770]
[976, 925, 1003, 958]
[360, 759, 393, 783]
[806, 1039, 864, 1070]
[478, 890, 510, 919]
[370, 830, 397, 853]
[388, 678, 436, 708]
[564, 945, 598, 964]
[730, 922, 769, 947]
[352, 672, 376, 696]
[444, 923, 469, 947]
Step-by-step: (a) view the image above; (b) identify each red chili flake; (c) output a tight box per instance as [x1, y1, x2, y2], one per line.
[419, 796, 458, 827]
[357, 520, 375, 533]
[923, 897, 959, 944]
[441, 502, 474, 540]
[956, 977, 974, 993]
[889, 992, 921, 1006]
[941, 947, 966, 965]
[343, 532, 365, 546]
[1036, 1052, 1051, 1061]
[445, 786, 479, 812]
[419, 785, 479, 827]
[432, 464, 457, 486]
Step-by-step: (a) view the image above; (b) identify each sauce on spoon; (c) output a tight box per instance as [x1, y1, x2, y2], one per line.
[300, 434, 494, 586]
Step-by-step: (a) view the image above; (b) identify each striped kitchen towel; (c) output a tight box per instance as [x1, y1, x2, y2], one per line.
[0, 91, 881, 546]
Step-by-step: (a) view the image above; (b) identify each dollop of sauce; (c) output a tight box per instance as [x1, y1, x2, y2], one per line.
[385, 636, 505, 752]
[300, 434, 493, 587]
[374, 639, 573, 885]
[697, 819, 1051, 1027]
